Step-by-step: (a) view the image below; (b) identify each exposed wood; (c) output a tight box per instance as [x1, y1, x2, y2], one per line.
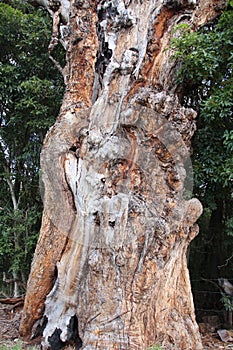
[20, 0, 227, 349]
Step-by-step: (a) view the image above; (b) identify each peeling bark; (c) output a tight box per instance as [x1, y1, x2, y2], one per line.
[20, 0, 226, 349]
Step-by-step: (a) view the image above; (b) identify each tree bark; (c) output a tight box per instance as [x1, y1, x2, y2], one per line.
[20, 0, 226, 349]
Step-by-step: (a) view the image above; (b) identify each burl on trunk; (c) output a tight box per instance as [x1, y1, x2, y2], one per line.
[20, 0, 226, 349]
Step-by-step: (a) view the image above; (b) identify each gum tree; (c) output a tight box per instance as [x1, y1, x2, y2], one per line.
[20, 0, 226, 349]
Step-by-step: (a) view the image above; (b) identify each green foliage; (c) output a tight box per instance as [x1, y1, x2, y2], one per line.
[0, 344, 22, 350]
[0, 341, 39, 350]
[148, 346, 163, 350]
[227, 0, 233, 8]
[171, 8, 233, 109]
[171, 6, 233, 280]
[0, 0, 64, 294]
[220, 293, 233, 312]
[225, 217, 233, 237]
[0, 207, 40, 274]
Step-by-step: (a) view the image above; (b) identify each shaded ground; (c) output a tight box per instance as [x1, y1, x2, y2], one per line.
[0, 302, 36, 349]
[202, 332, 233, 350]
[0, 303, 21, 342]
[0, 302, 233, 349]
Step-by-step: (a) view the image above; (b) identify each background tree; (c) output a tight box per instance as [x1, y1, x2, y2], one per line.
[0, 0, 64, 297]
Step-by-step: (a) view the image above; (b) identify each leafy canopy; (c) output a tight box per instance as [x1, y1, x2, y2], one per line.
[171, 2, 233, 215]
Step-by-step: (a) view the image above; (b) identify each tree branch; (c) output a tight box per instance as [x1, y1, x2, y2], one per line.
[49, 55, 64, 76]
[0, 136, 18, 210]
[218, 254, 233, 269]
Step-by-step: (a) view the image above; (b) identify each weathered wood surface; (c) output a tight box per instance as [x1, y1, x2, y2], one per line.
[20, 0, 226, 349]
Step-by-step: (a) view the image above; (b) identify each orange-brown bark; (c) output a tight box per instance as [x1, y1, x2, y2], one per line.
[20, 213, 69, 336]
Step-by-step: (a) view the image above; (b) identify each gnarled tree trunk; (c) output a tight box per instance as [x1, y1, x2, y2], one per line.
[20, 0, 226, 349]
